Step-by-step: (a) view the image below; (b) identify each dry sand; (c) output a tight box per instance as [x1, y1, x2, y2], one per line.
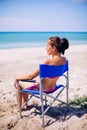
[0, 44, 87, 130]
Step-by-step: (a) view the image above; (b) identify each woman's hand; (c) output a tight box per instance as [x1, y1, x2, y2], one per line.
[14, 74, 34, 88]
[14, 79, 19, 88]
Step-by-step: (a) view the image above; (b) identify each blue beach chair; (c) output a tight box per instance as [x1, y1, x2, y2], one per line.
[18, 60, 69, 127]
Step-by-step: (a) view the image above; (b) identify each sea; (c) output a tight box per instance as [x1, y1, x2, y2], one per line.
[0, 32, 87, 49]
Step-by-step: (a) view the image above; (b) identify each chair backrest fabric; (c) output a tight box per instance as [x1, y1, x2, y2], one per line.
[39, 60, 68, 78]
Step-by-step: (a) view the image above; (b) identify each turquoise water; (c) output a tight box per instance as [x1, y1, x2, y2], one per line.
[0, 32, 87, 49]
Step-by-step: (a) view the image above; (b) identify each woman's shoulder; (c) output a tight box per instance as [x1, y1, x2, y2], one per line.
[41, 59, 50, 64]
[41, 57, 66, 66]
[51, 56, 66, 66]
[58, 57, 66, 65]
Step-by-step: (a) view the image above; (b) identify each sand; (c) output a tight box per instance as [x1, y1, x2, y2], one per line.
[0, 44, 87, 130]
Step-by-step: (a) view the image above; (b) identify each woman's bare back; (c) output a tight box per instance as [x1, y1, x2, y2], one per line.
[42, 77, 59, 90]
[41, 57, 66, 90]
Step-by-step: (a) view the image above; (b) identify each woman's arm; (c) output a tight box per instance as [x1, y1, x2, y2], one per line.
[16, 68, 39, 81]
[14, 68, 39, 88]
[14, 59, 49, 88]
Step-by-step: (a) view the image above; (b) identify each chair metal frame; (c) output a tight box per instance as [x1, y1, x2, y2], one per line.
[17, 60, 69, 127]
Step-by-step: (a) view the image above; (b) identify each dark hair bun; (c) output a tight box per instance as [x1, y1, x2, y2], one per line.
[59, 38, 69, 54]
[61, 38, 69, 49]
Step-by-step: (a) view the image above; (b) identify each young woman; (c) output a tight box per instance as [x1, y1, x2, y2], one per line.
[14, 36, 69, 109]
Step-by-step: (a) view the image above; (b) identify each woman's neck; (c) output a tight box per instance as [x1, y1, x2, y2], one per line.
[52, 52, 61, 58]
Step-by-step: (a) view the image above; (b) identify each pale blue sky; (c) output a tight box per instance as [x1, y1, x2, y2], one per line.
[0, 0, 87, 32]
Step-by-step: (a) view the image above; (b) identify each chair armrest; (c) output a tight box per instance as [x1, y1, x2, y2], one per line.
[20, 79, 36, 83]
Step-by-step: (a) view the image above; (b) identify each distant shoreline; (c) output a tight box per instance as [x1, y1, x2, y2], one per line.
[0, 43, 87, 50]
[0, 31, 87, 49]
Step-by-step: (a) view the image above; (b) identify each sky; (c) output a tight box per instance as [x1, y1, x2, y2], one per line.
[0, 0, 87, 32]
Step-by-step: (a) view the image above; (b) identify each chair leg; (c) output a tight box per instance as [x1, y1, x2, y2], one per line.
[66, 87, 69, 112]
[18, 84, 22, 118]
[41, 95, 45, 127]
[66, 71, 69, 111]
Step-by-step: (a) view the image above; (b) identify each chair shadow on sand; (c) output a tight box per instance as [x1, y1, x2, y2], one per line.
[22, 102, 87, 127]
